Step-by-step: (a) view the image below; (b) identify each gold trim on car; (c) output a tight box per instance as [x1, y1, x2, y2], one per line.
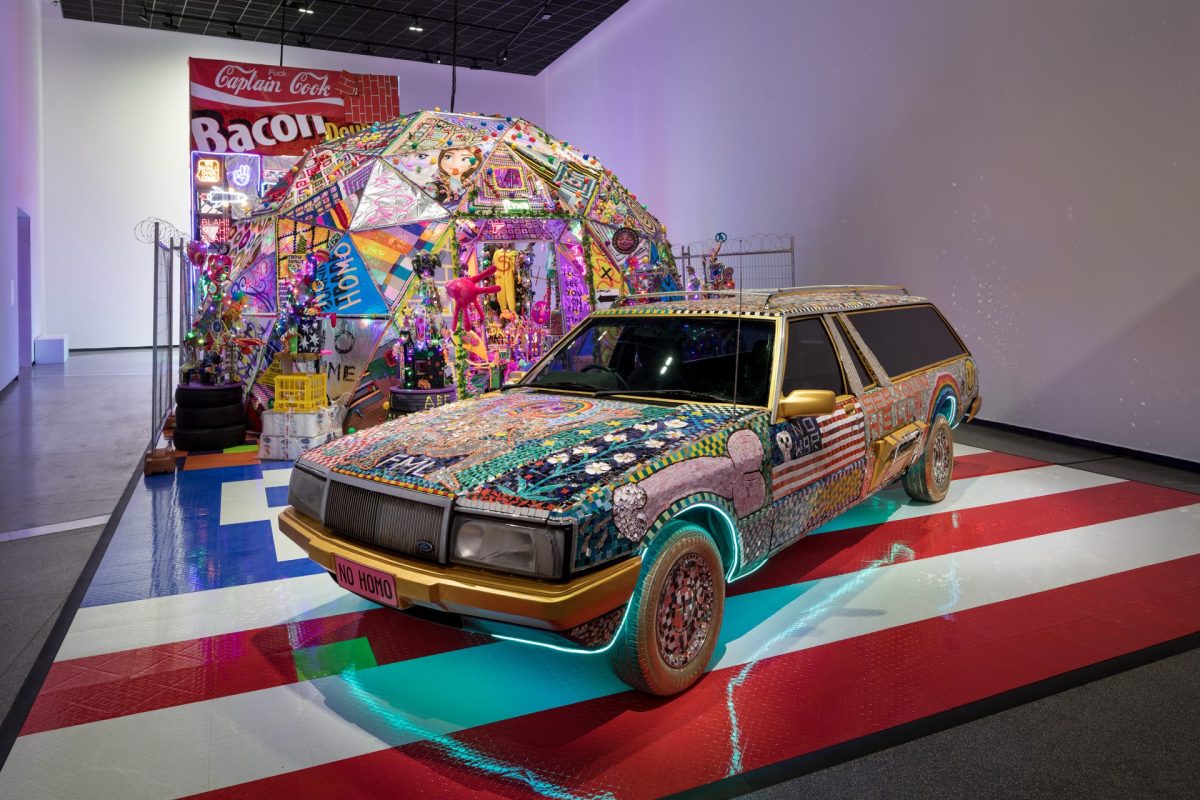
[279, 507, 640, 631]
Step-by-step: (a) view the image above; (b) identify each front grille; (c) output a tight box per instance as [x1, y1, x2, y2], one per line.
[324, 480, 444, 562]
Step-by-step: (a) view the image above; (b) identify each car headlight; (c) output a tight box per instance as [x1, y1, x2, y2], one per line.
[450, 515, 566, 579]
[288, 466, 327, 522]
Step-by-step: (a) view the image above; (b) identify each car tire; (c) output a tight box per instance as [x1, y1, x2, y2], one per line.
[175, 383, 243, 409]
[609, 522, 725, 696]
[903, 415, 954, 503]
[172, 423, 246, 452]
[175, 401, 245, 429]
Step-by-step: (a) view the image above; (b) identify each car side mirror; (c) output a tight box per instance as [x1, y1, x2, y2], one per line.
[502, 370, 527, 387]
[778, 389, 836, 419]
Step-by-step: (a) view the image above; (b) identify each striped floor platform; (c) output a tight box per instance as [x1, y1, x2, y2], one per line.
[0, 443, 1196, 799]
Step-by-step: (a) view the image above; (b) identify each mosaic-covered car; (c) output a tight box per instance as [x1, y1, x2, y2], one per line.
[280, 286, 982, 695]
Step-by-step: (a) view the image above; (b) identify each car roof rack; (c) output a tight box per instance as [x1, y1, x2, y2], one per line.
[613, 285, 909, 307]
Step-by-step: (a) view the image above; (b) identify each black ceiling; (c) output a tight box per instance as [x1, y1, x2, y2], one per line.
[58, 1, 630, 76]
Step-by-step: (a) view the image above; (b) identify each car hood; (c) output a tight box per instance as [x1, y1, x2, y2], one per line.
[299, 390, 757, 516]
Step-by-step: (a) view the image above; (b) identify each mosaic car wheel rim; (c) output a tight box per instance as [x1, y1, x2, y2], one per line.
[932, 423, 952, 488]
[655, 552, 716, 669]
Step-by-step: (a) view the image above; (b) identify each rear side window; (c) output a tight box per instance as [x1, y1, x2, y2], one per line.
[847, 305, 966, 378]
[782, 318, 845, 395]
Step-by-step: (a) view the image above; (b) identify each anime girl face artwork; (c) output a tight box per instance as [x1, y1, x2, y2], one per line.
[393, 150, 438, 186]
[431, 146, 482, 206]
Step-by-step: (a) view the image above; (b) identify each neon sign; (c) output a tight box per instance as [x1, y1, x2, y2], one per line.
[229, 163, 252, 188]
[206, 188, 249, 206]
[195, 158, 221, 184]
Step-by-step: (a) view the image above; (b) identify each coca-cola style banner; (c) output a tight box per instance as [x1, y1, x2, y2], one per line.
[189, 58, 400, 156]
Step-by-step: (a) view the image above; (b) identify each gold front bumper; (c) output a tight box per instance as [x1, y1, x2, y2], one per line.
[278, 506, 639, 631]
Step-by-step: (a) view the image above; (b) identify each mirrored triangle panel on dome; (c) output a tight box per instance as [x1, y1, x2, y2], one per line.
[381, 150, 441, 199]
[349, 160, 449, 231]
[322, 114, 417, 154]
[470, 143, 561, 213]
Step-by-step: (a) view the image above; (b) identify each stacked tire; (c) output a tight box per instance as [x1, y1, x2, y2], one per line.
[173, 384, 247, 452]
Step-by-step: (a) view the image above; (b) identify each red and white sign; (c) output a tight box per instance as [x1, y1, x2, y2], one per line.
[189, 58, 399, 156]
[333, 556, 400, 608]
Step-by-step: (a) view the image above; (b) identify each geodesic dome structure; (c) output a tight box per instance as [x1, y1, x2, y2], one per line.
[207, 110, 678, 429]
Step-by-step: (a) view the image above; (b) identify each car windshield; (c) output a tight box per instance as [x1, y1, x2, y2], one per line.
[524, 315, 776, 406]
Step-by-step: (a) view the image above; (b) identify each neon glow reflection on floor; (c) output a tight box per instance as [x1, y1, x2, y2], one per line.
[723, 541, 918, 776]
[341, 669, 618, 800]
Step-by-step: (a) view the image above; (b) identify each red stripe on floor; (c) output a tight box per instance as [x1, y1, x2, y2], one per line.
[20, 606, 489, 735]
[186, 553, 1200, 800]
[952, 450, 1048, 479]
[730, 479, 1197, 597]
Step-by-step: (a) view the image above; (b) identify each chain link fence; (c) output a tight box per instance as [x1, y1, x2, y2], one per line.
[673, 234, 795, 290]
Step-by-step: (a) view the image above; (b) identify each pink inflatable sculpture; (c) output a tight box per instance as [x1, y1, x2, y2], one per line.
[445, 267, 501, 332]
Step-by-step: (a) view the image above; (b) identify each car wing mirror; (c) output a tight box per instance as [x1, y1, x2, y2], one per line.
[778, 389, 836, 419]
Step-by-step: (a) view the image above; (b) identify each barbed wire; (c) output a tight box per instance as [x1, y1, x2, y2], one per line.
[134, 217, 188, 244]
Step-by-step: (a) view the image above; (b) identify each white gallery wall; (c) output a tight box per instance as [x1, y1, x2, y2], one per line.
[0, 0, 45, 388]
[40, 14, 545, 351]
[28, 1, 1200, 460]
[543, 0, 1200, 462]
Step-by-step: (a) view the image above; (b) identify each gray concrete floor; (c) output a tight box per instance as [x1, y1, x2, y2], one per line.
[0, 350, 152, 727]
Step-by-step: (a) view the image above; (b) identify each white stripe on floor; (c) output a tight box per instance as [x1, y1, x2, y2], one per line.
[6, 502, 1198, 800]
[56, 573, 376, 662]
[0, 515, 111, 543]
[57, 464, 1120, 662]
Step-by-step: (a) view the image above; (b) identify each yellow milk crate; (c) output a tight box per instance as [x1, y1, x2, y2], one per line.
[274, 373, 328, 412]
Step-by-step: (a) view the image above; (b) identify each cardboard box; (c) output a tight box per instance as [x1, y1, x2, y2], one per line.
[261, 407, 338, 438]
[258, 431, 337, 461]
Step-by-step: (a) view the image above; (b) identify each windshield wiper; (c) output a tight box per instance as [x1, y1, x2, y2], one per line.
[594, 388, 727, 403]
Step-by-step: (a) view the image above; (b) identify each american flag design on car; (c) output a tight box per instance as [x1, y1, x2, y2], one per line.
[770, 405, 867, 500]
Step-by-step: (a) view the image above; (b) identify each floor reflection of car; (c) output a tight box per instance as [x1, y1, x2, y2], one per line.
[280, 286, 981, 695]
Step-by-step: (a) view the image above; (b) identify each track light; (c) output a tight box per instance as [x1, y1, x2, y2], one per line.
[163, 14, 178, 30]
[363, 42, 374, 55]
[408, 16, 424, 32]
[541, 2, 552, 21]
[139, 10, 150, 23]
[299, 4, 315, 14]
[299, 33, 310, 46]
[470, 59, 481, 70]
[496, 49, 508, 65]
[435, 54, 442, 64]
[226, 24, 242, 38]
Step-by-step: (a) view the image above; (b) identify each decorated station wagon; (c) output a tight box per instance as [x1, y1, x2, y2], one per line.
[281, 286, 982, 695]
